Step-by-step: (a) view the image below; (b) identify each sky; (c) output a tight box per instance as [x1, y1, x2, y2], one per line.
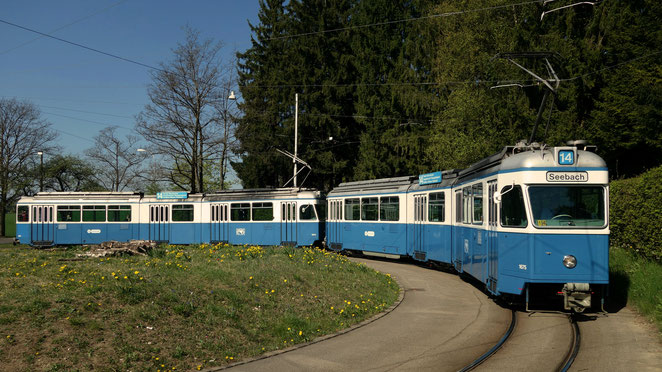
[1, 0, 261, 160]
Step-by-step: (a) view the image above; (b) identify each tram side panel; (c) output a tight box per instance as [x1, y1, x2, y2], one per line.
[423, 190, 452, 264]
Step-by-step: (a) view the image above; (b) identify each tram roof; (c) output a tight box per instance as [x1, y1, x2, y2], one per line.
[204, 187, 321, 201]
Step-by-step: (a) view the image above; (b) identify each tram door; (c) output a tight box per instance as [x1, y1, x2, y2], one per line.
[280, 202, 297, 246]
[149, 204, 170, 243]
[486, 181, 499, 294]
[413, 194, 427, 260]
[327, 200, 343, 250]
[210, 203, 230, 243]
[453, 190, 464, 272]
[31, 205, 54, 246]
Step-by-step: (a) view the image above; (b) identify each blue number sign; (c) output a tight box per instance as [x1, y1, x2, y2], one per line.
[558, 150, 574, 165]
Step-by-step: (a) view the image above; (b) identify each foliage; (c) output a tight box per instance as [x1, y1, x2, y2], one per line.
[609, 166, 662, 261]
[0, 244, 399, 370]
[4, 213, 15, 237]
[42, 155, 104, 192]
[234, 0, 662, 186]
[609, 246, 662, 335]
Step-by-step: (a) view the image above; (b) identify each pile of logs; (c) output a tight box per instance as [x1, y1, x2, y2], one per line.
[78, 240, 157, 258]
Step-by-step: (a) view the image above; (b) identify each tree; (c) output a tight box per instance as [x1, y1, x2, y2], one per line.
[0, 98, 57, 236]
[235, 0, 362, 190]
[43, 155, 103, 192]
[85, 126, 143, 191]
[350, 0, 439, 179]
[136, 27, 235, 193]
[234, 0, 297, 189]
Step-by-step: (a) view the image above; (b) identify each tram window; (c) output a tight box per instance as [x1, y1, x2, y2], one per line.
[172, 204, 194, 222]
[231, 203, 250, 221]
[108, 205, 131, 222]
[83, 205, 106, 222]
[500, 186, 527, 227]
[361, 197, 379, 221]
[300, 204, 316, 220]
[429, 192, 445, 222]
[529, 186, 605, 228]
[380, 196, 399, 221]
[345, 199, 360, 220]
[252, 202, 274, 221]
[57, 205, 81, 222]
[455, 192, 462, 223]
[462, 188, 472, 224]
[17, 206, 29, 222]
[473, 184, 483, 224]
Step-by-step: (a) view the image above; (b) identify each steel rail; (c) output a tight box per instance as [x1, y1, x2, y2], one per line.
[457, 310, 517, 372]
[558, 315, 581, 372]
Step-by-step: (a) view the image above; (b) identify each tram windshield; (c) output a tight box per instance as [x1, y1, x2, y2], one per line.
[528, 186, 605, 228]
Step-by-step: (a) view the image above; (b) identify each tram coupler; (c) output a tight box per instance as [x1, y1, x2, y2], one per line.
[563, 283, 591, 312]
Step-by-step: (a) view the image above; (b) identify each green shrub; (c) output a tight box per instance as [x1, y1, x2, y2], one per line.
[4, 213, 16, 237]
[610, 166, 662, 261]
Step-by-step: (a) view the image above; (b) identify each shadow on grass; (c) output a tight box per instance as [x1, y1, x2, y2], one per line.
[606, 270, 629, 313]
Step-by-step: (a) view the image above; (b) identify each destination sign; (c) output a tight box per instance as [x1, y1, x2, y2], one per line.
[156, 191, 189, 200]
[419, 171, 442, 186]
[546, 172, 588, 182]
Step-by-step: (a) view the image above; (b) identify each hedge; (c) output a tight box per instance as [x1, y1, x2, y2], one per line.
[4, 213, 16, 237]
[610, 166, 662, 261]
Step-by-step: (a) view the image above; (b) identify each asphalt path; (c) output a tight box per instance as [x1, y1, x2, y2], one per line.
[222, 257, 512, 372]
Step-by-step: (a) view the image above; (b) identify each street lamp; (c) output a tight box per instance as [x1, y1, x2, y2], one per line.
[37, 151, 43, 192]
[219, 91, 238, 190]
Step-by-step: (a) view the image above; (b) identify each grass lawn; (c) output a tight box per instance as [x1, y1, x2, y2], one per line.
[0, 243, 399, 371]
[610, 246, 662, 336]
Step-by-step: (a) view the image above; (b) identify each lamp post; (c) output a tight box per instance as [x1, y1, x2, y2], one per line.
[224, 91, 237, 190]
[293, 93, 299, 187]
[37, 151, 43, 192]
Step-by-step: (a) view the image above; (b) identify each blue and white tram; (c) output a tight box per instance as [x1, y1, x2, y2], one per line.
[202, 188, 324, 247]
[327, 142, 609, 311]
[15, 188, 325, 248]
[15, 192, 143, 246]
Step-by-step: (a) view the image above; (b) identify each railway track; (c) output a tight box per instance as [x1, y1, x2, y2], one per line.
[458, 311, 581, 372]
[557, 315, 581, 372]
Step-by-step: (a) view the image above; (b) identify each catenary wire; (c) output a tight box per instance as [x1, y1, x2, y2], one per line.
[0, 0, 129, 55]
[0, 18, 165, 73]
[264, 0, 545, 41]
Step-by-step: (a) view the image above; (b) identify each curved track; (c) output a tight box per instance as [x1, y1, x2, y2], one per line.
[466, 311, 582, 372]
[457, 310, 517, 372]
[557, 316, 580, 372]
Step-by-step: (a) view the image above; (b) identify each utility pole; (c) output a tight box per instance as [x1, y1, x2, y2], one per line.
[293, 93, 299, 188]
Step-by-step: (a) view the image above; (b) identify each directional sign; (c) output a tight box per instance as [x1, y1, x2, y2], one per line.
[156, 191, 188, 200]
[419, 171, 442, 186]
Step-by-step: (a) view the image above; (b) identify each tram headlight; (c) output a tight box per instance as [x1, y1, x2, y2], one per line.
[563, 255, 577, 269]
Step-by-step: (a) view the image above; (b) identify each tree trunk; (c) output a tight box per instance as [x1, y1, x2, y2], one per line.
[0, 193, 6, 237]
